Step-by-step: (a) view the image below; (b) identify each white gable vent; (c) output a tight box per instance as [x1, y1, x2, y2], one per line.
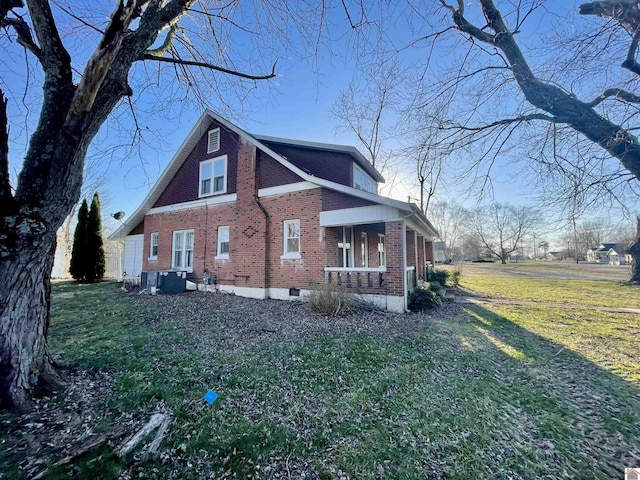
[207, 128, 220, 153]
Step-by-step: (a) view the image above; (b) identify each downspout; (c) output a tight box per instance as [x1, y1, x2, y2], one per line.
[255, 199, 270, 291]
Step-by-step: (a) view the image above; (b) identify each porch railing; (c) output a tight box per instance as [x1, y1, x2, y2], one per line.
[324, 267, 386, 291]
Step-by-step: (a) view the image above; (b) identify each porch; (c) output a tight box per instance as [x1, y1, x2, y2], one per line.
[319, 204, 438, 311]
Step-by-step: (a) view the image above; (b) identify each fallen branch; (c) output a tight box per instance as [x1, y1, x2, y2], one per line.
[117, 412, 171, 457]
[33, 424, 128, 479]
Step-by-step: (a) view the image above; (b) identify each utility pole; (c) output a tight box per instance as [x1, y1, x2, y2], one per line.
[533, 233, 537, 261]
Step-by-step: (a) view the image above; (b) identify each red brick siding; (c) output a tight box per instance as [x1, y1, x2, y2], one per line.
[261, 188, 326, 289]
[233, 140, 268, 288]
[384, 221, 404, 296]
[406, 230, 417, 268]
[154, 119, 239, 207]
[425, 240, 434, 263]
[322, 188, 376, 211]
[257, 150, 303, 188]
[417, 235, 426, 279]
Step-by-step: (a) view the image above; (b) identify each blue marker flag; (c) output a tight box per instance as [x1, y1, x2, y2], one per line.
[204, 390, 218, 404]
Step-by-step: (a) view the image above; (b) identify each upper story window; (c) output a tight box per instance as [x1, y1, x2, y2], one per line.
[149, 232, 158, 260]
[207, 128, 220, 153]
[199, 155, 227, 197]
[353, 164, 377, 193]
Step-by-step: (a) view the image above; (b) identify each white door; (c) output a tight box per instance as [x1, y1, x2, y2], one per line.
[123, 234, 144, 278]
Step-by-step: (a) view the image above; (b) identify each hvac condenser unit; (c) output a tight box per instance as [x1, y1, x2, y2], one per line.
[140, 271, 187, 294]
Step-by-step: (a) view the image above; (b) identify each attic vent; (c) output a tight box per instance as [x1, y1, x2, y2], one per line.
[207, 128, 220, 153]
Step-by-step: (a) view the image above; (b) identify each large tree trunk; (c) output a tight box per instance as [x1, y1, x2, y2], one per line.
[0, 228, 65, 410]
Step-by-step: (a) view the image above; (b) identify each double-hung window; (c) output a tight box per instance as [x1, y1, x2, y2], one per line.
[378, 234, 386, 267]
[282, 220, 300, 258]
[149, 232, 158, 260]
[172, 229, 194, 271]
[199, 155, 227, 196]
[216, 226, 229, 259]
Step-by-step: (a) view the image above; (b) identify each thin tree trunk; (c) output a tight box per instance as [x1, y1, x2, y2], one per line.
[0, 229, 65, 410]
[630, 216, 640, 283]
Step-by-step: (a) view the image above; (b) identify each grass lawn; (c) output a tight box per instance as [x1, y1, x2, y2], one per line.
[0, 278, 639, 479]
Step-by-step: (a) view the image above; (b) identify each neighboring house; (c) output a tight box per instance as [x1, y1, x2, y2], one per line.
[547, 251, 563, 261]
[434, 241, 447, 264]
[110, 111, 438, 312]
[586, 243, 632, 265]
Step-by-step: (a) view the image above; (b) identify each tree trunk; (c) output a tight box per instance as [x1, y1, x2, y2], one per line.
[0, 229, 64, 410]
[630, 216, 640, 283]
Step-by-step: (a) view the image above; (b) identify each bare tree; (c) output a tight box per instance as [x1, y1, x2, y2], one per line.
[429, 201, 470, 261]
[333, 61, 403, 194]
[0, 0, 326, 410]
[428, 0, 640, 278]
[470, 203, 539, 264]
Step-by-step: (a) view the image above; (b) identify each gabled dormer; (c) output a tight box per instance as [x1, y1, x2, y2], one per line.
[253, 135, 383, 193]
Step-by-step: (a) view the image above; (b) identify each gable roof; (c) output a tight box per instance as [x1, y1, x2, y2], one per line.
[590, 243, 629, 254]
[110, 110, 438, 239]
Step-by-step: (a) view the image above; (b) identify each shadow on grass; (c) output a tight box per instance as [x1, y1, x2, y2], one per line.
[455, 303, 640, 479]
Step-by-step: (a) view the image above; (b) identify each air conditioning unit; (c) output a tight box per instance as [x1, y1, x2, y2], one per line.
[141, 271, 161, 291]
[140, 271, 187, 294]
[159, 271, 187, 293]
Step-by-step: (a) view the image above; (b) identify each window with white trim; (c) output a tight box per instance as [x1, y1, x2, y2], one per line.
[207, 128, 220, 153]
[338, 226, 354, 267]
[199, 155, 227, 196]
[282, 220, 300, 258]
[360, 232, 369, 267]
[216, 226, 229, 259]
[149, 232, 158, 259]
[172, 229, 194, 270]
[378, 234, 386, 267]
[353, 164, 377, 193]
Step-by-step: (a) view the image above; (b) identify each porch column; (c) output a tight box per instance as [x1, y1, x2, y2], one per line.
[384, 220, 405, 303]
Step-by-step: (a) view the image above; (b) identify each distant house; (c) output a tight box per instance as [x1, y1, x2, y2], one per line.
[434, 241, 447, 263]
[110, 110, 439, 312]
[586, 243, 632, 265]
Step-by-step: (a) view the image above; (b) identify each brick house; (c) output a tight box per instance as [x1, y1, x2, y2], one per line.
[111, 110, 439, 312]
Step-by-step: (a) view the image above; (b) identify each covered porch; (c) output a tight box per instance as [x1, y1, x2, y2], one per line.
[319, 204, 438, 312]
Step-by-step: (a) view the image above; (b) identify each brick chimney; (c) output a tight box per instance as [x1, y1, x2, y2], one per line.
[232, 138, 269, 290]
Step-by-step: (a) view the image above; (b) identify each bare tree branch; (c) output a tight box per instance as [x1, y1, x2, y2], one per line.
[0, 91, 10, 203]
[588, 87, 640, 106]
[145, 24, 178, 56]
[141, 53, 277, 80]
[442, 113, 563, 132]
[442, 0, 640, 182]
[1, 17, 44, 61]
[25, 0, 72, 77]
